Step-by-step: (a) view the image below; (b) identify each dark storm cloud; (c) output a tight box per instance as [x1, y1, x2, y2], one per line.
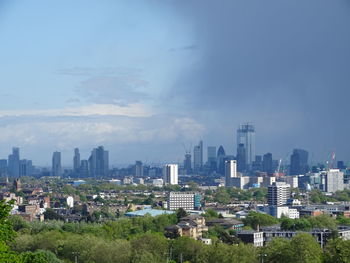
[167, 0, 350, 161]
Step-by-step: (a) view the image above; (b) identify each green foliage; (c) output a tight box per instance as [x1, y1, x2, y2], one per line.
[9, 215, 30, 232]
[203, 209, 219, 219]
[337, 215, 350, 226]
[0, 200, 16, 243]
[324, 238, 350, 263]
[280, 217, 312, 231]
[0, 241, 22, 263]
[213, 188, 231, 204]
[264, 233, 323, 263]
[280, 214, 337, 231]
[130, 233, 168, 263]
[243, 211, 278, 229]
[176, 208, 188, 221]
[172, 237, 208, 263]
[308, 214, 337, 230]
[21, 250, 49, 263]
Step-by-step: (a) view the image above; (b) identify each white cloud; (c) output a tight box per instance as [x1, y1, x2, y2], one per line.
[0, 103, 154, 118]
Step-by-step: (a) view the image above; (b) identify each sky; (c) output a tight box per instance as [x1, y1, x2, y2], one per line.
[0, 0, 349, 166]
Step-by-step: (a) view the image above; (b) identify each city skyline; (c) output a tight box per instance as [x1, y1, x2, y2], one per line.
[0, 1, 349, 164]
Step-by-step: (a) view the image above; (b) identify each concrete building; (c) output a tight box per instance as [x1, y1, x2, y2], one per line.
[237, 231, 264, 247]
[67, 196, 74, 208]
[167, 192, 201, 211]
[268, 182, 290, 206]
[284, 176, 298, 188]
[163, 164, 178, 185]
[321, 169, 344, 193]
[152, 178, 164, 187]
[225, 160, 237, 186]
[267, 206, 300, 219]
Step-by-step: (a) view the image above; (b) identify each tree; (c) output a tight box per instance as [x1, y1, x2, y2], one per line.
[0, 200, 21, 262]
[324, 238, 350, 263]
[130, 233, 168, 263]
[203, 209, 219, 219]
[243, 211, 278, 230]
[289, 233, 323, 263]
[264, 238, 293, 263]
[308, 214, 337, 230]
[176, 208, 188, 222]
[172, 237, 207, 263]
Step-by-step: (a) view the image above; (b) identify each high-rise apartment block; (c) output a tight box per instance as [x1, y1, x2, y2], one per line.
[321, 169, 344, 193]
[225, 160, 237, 186]
[268, 182, 291, 206]
[163, 164, 178, 185]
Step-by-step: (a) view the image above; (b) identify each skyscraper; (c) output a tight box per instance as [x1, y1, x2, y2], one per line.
[135, 161, 143, 177]
[236, 143, 246, 172]
[268, 182, 291, 206]
[52, 151, 62, 177]
[236, 124, 255, 169]
[88, 146, 109, 177]
[0, 159, 8, 176]
[225, 160, 237, 186]
[290, 149, 309, 175]
[163, 164, 178, 185]
[8, 147, 20, 177]
[217, 145, 226, 175]
[80, 160, 89, 177]
[193, 140, 203, 173]
[19, 160, 33, 177]
[207, 146, 217, 171]
[262, 153, 273, 174]
[73, 148, 80, 174]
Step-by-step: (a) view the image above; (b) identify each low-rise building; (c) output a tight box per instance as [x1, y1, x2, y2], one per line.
[167, 192, 201, 211]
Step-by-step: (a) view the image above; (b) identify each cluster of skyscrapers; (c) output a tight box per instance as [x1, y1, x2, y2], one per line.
[182, 123, 313, 177]
[0, 148, 33, 177]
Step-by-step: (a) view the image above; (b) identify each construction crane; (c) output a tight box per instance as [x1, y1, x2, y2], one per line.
[274, 158, 282, 176]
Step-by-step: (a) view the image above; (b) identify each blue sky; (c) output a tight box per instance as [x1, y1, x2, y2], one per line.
[0, 0, 350, 166]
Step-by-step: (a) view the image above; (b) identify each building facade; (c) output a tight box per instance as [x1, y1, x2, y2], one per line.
[167, 192, 201, 211]
[163, 164, 178, 185]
